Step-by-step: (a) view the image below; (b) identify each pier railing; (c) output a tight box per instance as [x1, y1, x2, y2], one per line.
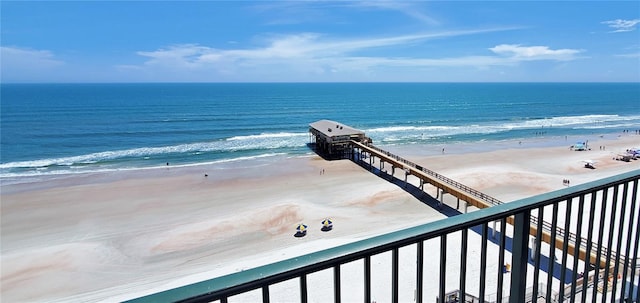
[360, 143, 503, 206]
[126, 169, 640, 303]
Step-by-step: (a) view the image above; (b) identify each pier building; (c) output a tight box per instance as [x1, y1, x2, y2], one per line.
[308, 119, 369, 159]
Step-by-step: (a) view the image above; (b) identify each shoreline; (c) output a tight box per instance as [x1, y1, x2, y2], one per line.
[1, 131, 634, 189]
[1, 134, 639, 302]
[5, 131, 633, 195]
[0, 132, 640, 186]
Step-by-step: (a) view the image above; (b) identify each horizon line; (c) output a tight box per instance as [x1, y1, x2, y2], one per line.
[2, 81, 639, 85]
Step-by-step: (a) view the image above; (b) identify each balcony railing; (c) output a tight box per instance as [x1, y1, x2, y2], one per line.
[126, 169, 639, 303]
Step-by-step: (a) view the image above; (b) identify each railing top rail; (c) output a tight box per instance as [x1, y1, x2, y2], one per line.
[125, 169, 640, 303]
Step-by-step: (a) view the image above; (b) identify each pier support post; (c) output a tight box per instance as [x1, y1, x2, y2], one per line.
[404, 171, 408, 188]
[391, 166, 395, 180]
[419, 179, 424, 190]
[369, 154, 373, 171]
[464, 201, 468, 214]
[456, 198, 460, 210]
[439, 189, 444, 207]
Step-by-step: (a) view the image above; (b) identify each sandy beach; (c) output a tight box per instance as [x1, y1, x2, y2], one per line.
[2, 134, 639, 302]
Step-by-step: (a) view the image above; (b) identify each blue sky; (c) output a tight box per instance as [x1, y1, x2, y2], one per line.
[2, 1, 639, 82]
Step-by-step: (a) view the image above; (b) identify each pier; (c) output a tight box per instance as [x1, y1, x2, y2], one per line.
[310, 120, 630, 276]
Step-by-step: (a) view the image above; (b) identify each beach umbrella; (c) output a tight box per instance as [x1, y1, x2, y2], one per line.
[296, 223, 308, 232]
[321, 218, 333, 227]
[321, 218, 333, 232]
[294, 223, 308, 238]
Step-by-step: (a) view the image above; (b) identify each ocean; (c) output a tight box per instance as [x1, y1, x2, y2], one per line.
[1, 82, 639, 181]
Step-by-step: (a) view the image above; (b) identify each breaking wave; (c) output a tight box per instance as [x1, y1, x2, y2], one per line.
[2, 114, 638, 178]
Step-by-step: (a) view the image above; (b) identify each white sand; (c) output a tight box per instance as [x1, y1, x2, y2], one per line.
[1, 134, 639, 302]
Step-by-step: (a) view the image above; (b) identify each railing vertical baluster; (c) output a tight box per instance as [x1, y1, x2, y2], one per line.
[509, 210, 530, 303]
[262, 285, 270, 303]
[300, 275, 308, 303]
[480, 223, 488, 303]
[628, 180, 640, 303]
[334, 265, 341, 303]
[634, 200, 640, 303]
[365, 255, 371, 303]
[532, 206, 545, 301]
[547, 202, 559, 303]
[613, 182, 629, 302]
[582, 191, 598, 303]
[392, 247, 399, 303]
[439, 235, 447, 303]
[602, 185, 619, 302]
[417, 241, 424, 303]
[621, 180, 637, 302]
[559, 198, 573, 302]
[497, 218, 507, 303]
[221, 297, 228, 303]
[460, 229, 468, 303]
[592, 188, 608, 303]
[570, 195, 585, 303]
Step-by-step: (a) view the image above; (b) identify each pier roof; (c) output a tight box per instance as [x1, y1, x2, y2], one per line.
[309, 120, 364, 138]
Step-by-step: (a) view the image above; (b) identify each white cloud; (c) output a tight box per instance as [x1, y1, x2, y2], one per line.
[136, 44, 217, 68]
[601, 19, 640, 33]
[137, 29, 512, 66]
[254, 1, 439, 27]
[1, 46, 64, 81]
[125, 30, 589, 82]
[350, 1, 440, 25]
[1, 46, 64, 68]
[489, 44, 583, 61]
[134, 28, 516, 67]
[615, 52, 640, 58]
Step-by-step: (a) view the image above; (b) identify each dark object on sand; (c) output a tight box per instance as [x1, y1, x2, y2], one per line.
[321, 218, 333, 232]
[295, 223, 308, 237]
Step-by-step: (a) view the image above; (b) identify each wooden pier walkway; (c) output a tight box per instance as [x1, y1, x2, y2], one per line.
[350, 140, 629, 271]
[351, 140, 502, 209]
